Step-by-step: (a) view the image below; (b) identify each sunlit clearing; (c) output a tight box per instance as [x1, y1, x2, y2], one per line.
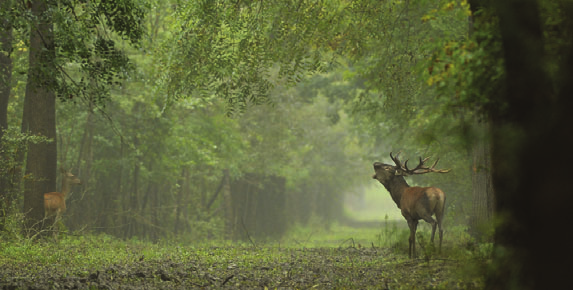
[344, 184, 403, 221]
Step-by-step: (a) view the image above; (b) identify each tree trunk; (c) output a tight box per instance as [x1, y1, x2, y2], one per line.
[67, 106, 94, 230]
[150, 183, 160, 241]
[206, 170, 228, 210]
[0, 0, 14, 231]
[174, 168, 187, 235]
[126, 135, 141, 238]
[467, 1, 496, 242]
[0, 0, 12, 139]
[113, 138, 125, 237]
[486, 0, 573, 289]
[21, 0, 58, 237]
[223, 169, 233, 239]
[469, 117, 495, 240]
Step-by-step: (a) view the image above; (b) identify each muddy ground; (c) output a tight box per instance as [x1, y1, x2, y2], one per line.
[0, 246, 480, 289]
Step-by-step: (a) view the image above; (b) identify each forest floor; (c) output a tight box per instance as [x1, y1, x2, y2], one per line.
[0, 223, 488, 289]
[0, 246, 480, 289]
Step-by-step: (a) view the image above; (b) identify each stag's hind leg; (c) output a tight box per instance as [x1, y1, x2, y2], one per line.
[423, 216, 438, 245]
[407, 219, 418, 259]
[435, 209, 445, 253]
[421, 215, 441, 255]
[437, 218, 444, 253]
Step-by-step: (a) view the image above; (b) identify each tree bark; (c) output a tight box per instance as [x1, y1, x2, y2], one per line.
[486, 0, 573, 288]
[467, 0, 496, 242]
[0, 0, 12, 139]
[0, 0, 14, 230]
[21, 0, 58, 236]
[469, 117, 495, 240]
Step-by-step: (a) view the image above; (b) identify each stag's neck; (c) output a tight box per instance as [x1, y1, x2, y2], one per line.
[382, 176, 410, 209]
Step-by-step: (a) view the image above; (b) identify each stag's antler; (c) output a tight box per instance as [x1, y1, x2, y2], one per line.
[389, 151, 404, 168]
[390, 152, 450, 175]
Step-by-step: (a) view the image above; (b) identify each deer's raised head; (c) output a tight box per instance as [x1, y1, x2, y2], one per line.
[372, 161, 398, 184]
[372, 151, 450, 182]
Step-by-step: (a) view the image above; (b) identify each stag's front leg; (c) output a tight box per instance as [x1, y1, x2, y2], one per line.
[407, 219, 418, 259]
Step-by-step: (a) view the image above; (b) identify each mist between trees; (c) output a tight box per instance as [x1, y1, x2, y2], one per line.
[1, 0, 572, 289]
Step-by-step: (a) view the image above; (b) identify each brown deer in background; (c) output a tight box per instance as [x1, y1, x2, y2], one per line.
[44, 167, 81, 235]
[372, 152, 450, 258]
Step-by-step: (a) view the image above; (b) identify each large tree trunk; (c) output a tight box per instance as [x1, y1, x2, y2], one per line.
[467, 1, 496, 242]
[487, 0, 573, 289]
[469, 117, 495, 240]
[0, 0, 14, 230]
[0, 0, 12, 139]
[21, 0, 58, 236]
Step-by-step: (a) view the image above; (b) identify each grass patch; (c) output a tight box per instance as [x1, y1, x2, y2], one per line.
[0, 225, 488, 289]
[281, 221, 385, 248]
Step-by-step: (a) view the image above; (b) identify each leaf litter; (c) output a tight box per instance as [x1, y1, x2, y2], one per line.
[0, 246, 481, 289]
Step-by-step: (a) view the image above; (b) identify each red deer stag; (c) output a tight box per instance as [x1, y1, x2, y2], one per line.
[372, 152, 450, 258]
[44, 167, 81, 235]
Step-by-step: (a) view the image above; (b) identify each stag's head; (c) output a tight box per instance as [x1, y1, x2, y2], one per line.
[372, 152, 450, 184]
[372, 162, 399, 184]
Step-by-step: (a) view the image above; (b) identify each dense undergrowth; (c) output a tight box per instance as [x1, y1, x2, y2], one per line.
[0, 221, 490, 289]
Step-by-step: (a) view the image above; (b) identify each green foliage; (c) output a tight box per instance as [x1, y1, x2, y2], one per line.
[0, 127, 52, 214]
[43, 0, 475, 241]
[423, 3, 506, 117]
[2, 0, 481, 250]
[1, 127, 52, 163]
[0, 234, 141, 268]
[376, 216, 409, 250]
[9, 0, 147, 104]
[158, 0, 346, 111]
[7, 0, 567, 287]
[348, 1, 470, 139]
